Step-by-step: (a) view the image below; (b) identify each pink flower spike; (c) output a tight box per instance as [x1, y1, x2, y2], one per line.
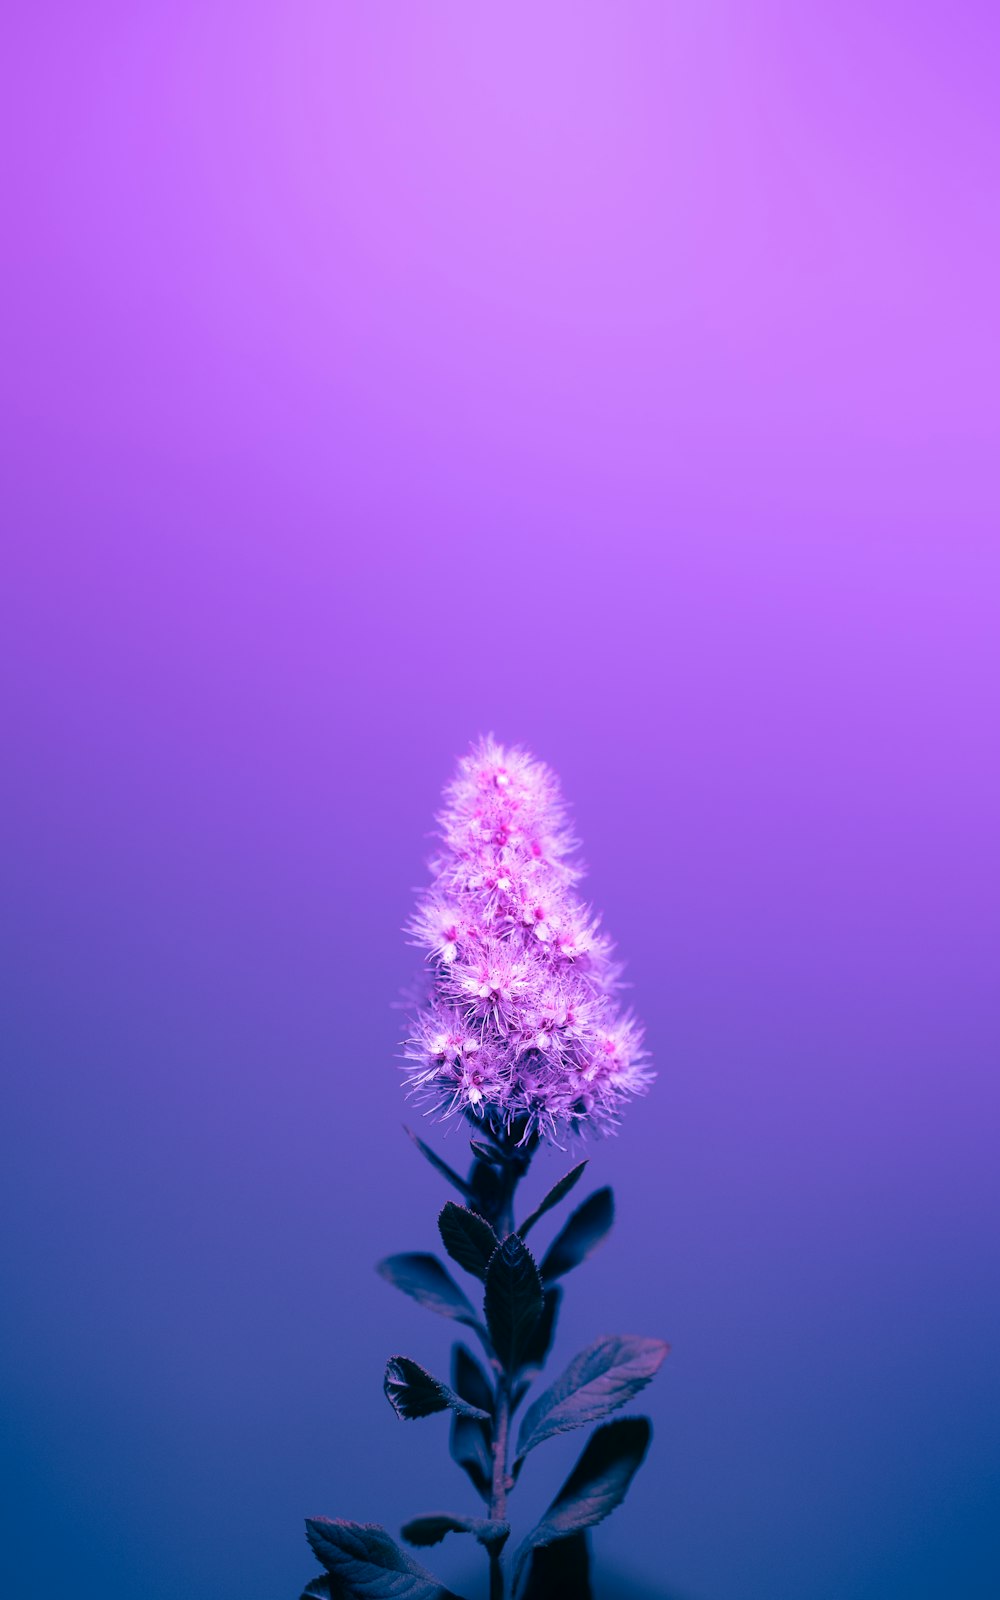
[400, 737, 654, 1142]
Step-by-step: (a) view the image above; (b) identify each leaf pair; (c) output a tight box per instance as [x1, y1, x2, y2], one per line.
[376, 1199, 512, 1363]
[380, 1219, 554, 1379]
[434, 1202, 581, 1379]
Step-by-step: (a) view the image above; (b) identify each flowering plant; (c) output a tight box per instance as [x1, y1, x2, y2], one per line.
[299, 740, 666, 1599]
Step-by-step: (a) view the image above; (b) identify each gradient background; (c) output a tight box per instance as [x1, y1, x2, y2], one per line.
[2, 5, 999, 1598]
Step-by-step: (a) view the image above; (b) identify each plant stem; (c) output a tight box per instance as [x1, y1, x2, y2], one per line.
[486, 1132, 529, 1600]
[488, 1374, 511, 1599]
[488, 1546, 504, 1600]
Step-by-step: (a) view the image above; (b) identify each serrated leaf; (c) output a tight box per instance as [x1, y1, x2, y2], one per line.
[305, 1518, 466, 1599]
[516, 1336, 668, 1460]
[518, 1162, 588, 1238]
[301, 1579, 333, 1600]
[519, 1286, 561, 1379]
[384, 1356, 490, 1422]
[512, 1418, 652, 1592]
[449, 1344, 494, 1500]
[485, 1236, 544, 1373]
[539, 1188, 614, 1282]
[519, 1531, 592, 1600]
[376, 1254, 482, 1332]
[404, 1126, 472, 1198]
[401, 1515, 509, 1550]
[438, 1203, 499, 1281]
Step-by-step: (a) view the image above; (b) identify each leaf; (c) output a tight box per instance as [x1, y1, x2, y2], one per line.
[485, 1236, 544, 1373]
[404, 1126, 472, 1198]
[401, 1515, 509, 1550]
[518, 1286, 561, 1378]
[510, 1377, 531, 1415]
[451, 1342, 495, 1416]
[468, 1154, 504, 1221]
[511, 1418, 652, 1592]
[450, 1412, 491, 1501]
[469, 1138, 501, 1164]
[301, 1580, 333, 1599]
[376, 1254, 481, 1331]
[384, 1356, 490, 1422]
[449, 1344, 494, 1500]
[519, 1532, 592, 1600]
[438, 1203, 499, 1281]
[518, 1162, 588, 1238]
[516, 1336, 669, 1460]
[539, 1188, 614, 1282]
[305, 1519, 466, 1599]
[471, 1133, 525, 1168]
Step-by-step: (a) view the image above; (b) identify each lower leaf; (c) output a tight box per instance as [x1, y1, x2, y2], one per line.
[511, 1417, 652, 1592]
[305, 1518, 467, 1600]
[519, 1531, 592, 1600]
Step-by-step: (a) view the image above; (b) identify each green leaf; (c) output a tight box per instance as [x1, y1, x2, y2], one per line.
[511, 1418, 652, 1592]
[401, 1515, 509, 1550]
[449, 1344, 494, 1500]
[519, 1531, 592, 1600]
[518, 1162, 588, 1238]
[516, 1336, 669, 1460]
[376, 1254, 482, 1331]
[539, 1188, 614, 1282]
[384, 1356, 490, 1422]
[404, 1126, 472, 1199]
[485, 1235, 544, 1373]
[438, 1203, 499, 1281]
[305, 1519, 466, 1599]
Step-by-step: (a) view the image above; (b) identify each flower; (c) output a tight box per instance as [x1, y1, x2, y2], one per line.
[401, 737, 653, 1141]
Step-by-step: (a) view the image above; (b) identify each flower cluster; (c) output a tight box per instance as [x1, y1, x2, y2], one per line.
[402, 737, 652, 1140]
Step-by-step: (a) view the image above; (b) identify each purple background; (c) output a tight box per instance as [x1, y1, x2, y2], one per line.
[2, 5, 998, 1598]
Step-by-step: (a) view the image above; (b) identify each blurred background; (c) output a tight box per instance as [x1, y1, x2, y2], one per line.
[2, 4, 998, 1597]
